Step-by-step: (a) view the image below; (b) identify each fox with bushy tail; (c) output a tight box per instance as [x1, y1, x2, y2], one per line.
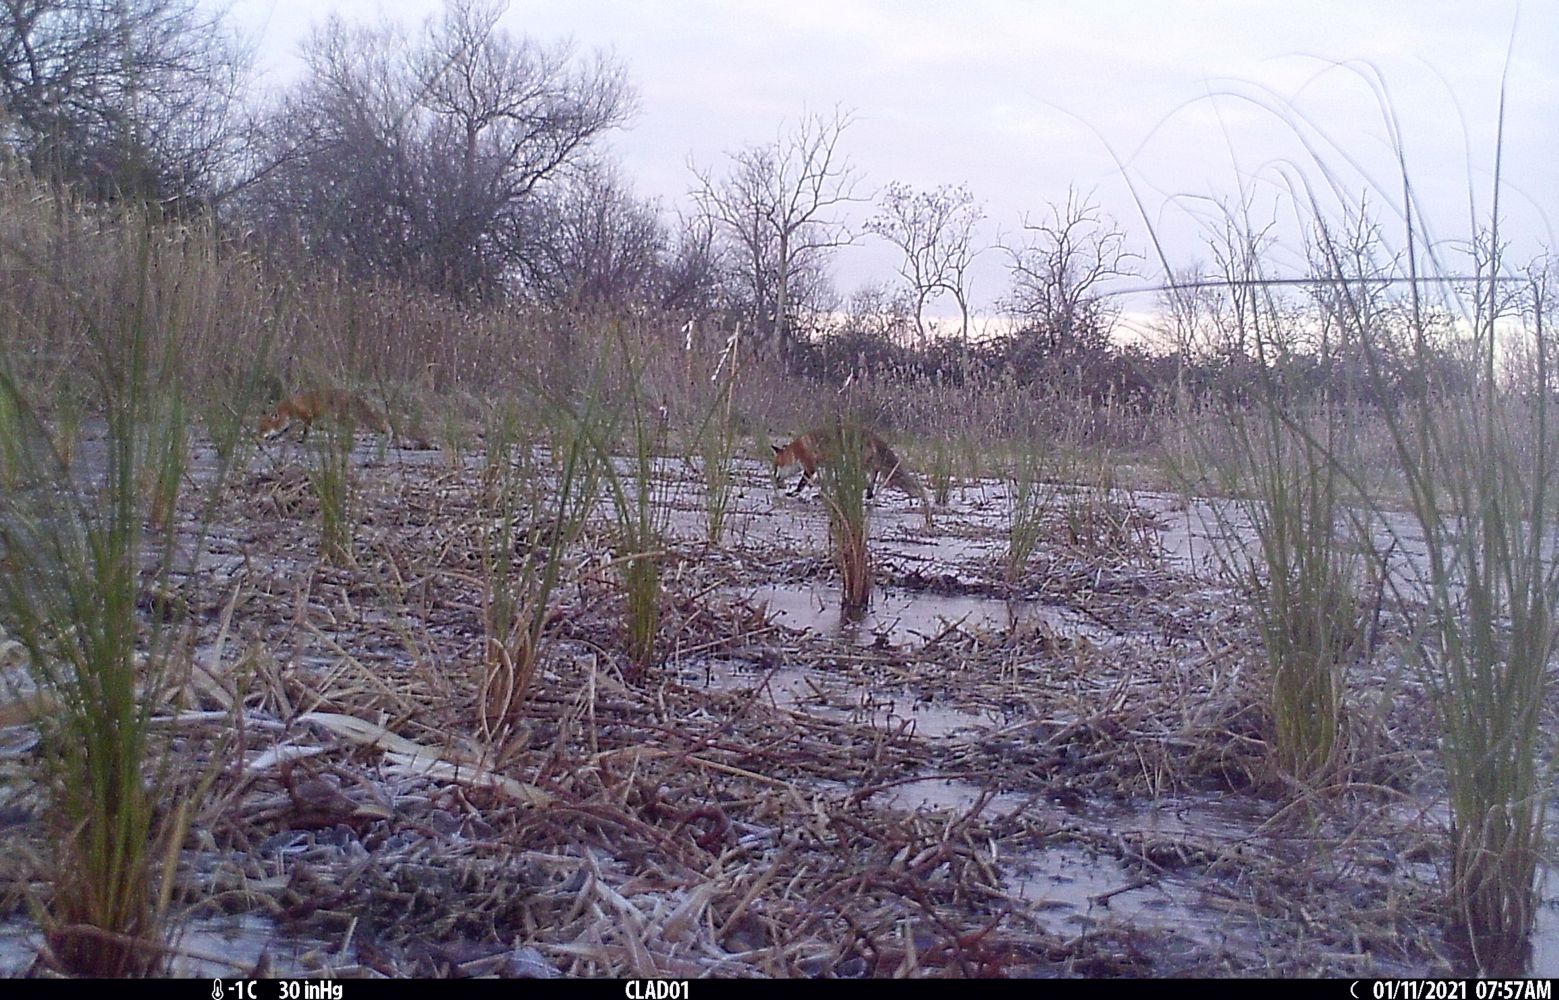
[772, 427, 931, 523]
[258, 388, 388, 442]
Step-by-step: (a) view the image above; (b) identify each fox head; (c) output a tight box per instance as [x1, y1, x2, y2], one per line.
[771, 441, 797, 470]
[257, 407, 290, 439]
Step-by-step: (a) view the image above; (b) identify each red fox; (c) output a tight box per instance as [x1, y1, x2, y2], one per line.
[258, 388, 388, 442]
[772, 426, 927, 502]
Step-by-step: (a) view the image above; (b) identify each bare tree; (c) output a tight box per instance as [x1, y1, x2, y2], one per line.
[691, 107, 861, 359]
[243, 16, 413, 273]
[514, 160, 665, 307]
[1003, 188, 1137, 358]
[1152, 264, 1215, 359]
[1517, 252, 1557, 396]
[659, 211, 731, 318]
[1198, 209, 1279, 363]
[866, 181, 983, 346]
[0, 0, 252, 207]
[247, 0, 633, 298]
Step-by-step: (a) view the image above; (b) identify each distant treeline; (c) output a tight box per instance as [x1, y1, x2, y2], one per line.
[0, 0, 1540, 415]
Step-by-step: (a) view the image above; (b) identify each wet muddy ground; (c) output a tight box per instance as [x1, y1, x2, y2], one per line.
[2, 431, 1558, 977]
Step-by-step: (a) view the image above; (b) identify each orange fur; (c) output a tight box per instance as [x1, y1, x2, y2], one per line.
[258, 389, 388, 441]
[771, 426, 926, 501]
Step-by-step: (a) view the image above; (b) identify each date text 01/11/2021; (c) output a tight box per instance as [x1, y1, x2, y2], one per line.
[1359, 981, 1552, 1000]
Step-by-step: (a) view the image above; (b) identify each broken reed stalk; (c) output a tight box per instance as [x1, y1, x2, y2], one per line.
[700, 362, 740, 547]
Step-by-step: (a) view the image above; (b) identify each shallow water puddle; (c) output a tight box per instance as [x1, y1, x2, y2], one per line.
[850, 769, 1273, 956]
[0, 914, 317, 977]
[686, 656, 993, 739]
[886, 531, 1002, 569]
[0, 923, 33, 976]
[170, 914, 317, 976]
[1527, 864, 1559, 975]
[857, 775, 1033, 815]
[1000, 844, 1240, 952]
[1137, 490, 1456, 600]
[1001, 796, 1275, 951]
[737, 581, 1109, 648]
[1003, 845, 1180, 933]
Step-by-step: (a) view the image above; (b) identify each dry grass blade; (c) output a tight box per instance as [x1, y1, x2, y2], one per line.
[298, 711, 553, 806]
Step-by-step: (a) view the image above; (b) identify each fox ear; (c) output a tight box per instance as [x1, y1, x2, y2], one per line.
[771, 444, 782, 454]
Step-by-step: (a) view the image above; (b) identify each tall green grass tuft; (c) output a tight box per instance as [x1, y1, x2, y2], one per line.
[145, 394, 187, 532]
[699, 412, 738, 546]
[0, 385, 23, 489]
[925, 435, 957, 507]
[306, 422, 357, 566]
[478, 388, 603, 742]
[818, 423, 874, 617]
[1155, 209, 1368, 786]
[1145, 65, 1554, 969]
[1356, 249, 1557, 974]
[478, 400, 533, 739]
[1224, 403, 1365, 784]
[1004, 435, 1058, 585]
[437, 403, 472, 467]
[1261, 74, 1555, 969]
[593, 331, 675, 670]
[1060, 451, 1120, 551]
[0, 217, 257, 975]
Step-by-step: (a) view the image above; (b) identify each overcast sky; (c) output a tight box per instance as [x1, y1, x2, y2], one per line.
[227, 0, 1559, 333]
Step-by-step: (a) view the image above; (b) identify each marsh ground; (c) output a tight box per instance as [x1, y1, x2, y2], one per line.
[2, 427, 1556, 977]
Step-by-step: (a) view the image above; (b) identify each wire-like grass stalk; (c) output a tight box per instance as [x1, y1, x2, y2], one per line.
[698, 364, 741, 547]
